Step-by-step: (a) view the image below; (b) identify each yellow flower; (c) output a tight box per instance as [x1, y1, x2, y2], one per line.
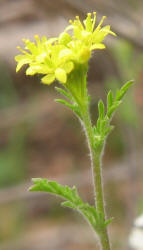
[15, 35, 74, 84]
[58, 12, 116, 65]
[15, 12, 116, 84]
[15, 35, 56, 72]
[66, 12, 116, 52]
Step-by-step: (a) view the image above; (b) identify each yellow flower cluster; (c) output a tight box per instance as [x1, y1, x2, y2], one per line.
[15, 12, 116, 84]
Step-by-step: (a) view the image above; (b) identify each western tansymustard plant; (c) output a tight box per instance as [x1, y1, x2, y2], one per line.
[15, 12, 133, 250]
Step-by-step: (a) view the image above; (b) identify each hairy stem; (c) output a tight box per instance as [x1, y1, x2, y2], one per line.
[81, 106, 111, 250]
[93, 150, 111, 250]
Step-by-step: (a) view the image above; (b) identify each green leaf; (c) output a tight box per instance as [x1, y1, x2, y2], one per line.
[107, 90, 113, 111]
[88, 95, 91, 104]
[95, 80, 133, 143]
[104, 217, 114, 226]
[55, 86, 73, 100]
[107, 101, 121, 118]
[61, 201, 76, 209]
[29, 178, 107, 233]
[100, 118, 108, 132]
[104, 125, 114, 136]
[55, 98, 72, 107]
[55, 98, 81, 117]
[96, 118, 101, 132]
[94, 80, 133, 147]
[106, 80, 134, 119]
[98, 100, 105, 120]
[116, 80, 134, 101]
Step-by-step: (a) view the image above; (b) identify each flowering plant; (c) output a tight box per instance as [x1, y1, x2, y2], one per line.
[15, 12, 133, 250]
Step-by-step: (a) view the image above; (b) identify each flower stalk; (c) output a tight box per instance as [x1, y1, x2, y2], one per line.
[79, 89, 111, 250]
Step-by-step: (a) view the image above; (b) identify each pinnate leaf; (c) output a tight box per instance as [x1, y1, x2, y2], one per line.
[107, 80, 134, 118]
[94, 80, 134, 145]
[29, 178, 108, 233]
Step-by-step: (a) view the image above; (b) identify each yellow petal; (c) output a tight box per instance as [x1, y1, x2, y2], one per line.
[45, 37, 58, 45]
[101, 25, 116, 36]
[79, 47, 91, 63]
[63, 61, 74, 73]
[15, 57, 32, 72]
[26, 66, 37, 75]
[90, 44, 105, 50]
[81, 30, 91, 40]
[36, 53, 47, 63]
[55, 68, 67, 84]
[41, 74, 55, 84]
[59, 49, 72, 59]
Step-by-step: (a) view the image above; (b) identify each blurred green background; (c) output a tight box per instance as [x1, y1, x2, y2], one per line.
[0, 0, 143, 249]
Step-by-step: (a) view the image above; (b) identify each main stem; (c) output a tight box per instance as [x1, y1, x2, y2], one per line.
[81, 106, 111, 250]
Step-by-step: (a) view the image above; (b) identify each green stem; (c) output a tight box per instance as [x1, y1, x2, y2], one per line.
[81, 106, 111, 250]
